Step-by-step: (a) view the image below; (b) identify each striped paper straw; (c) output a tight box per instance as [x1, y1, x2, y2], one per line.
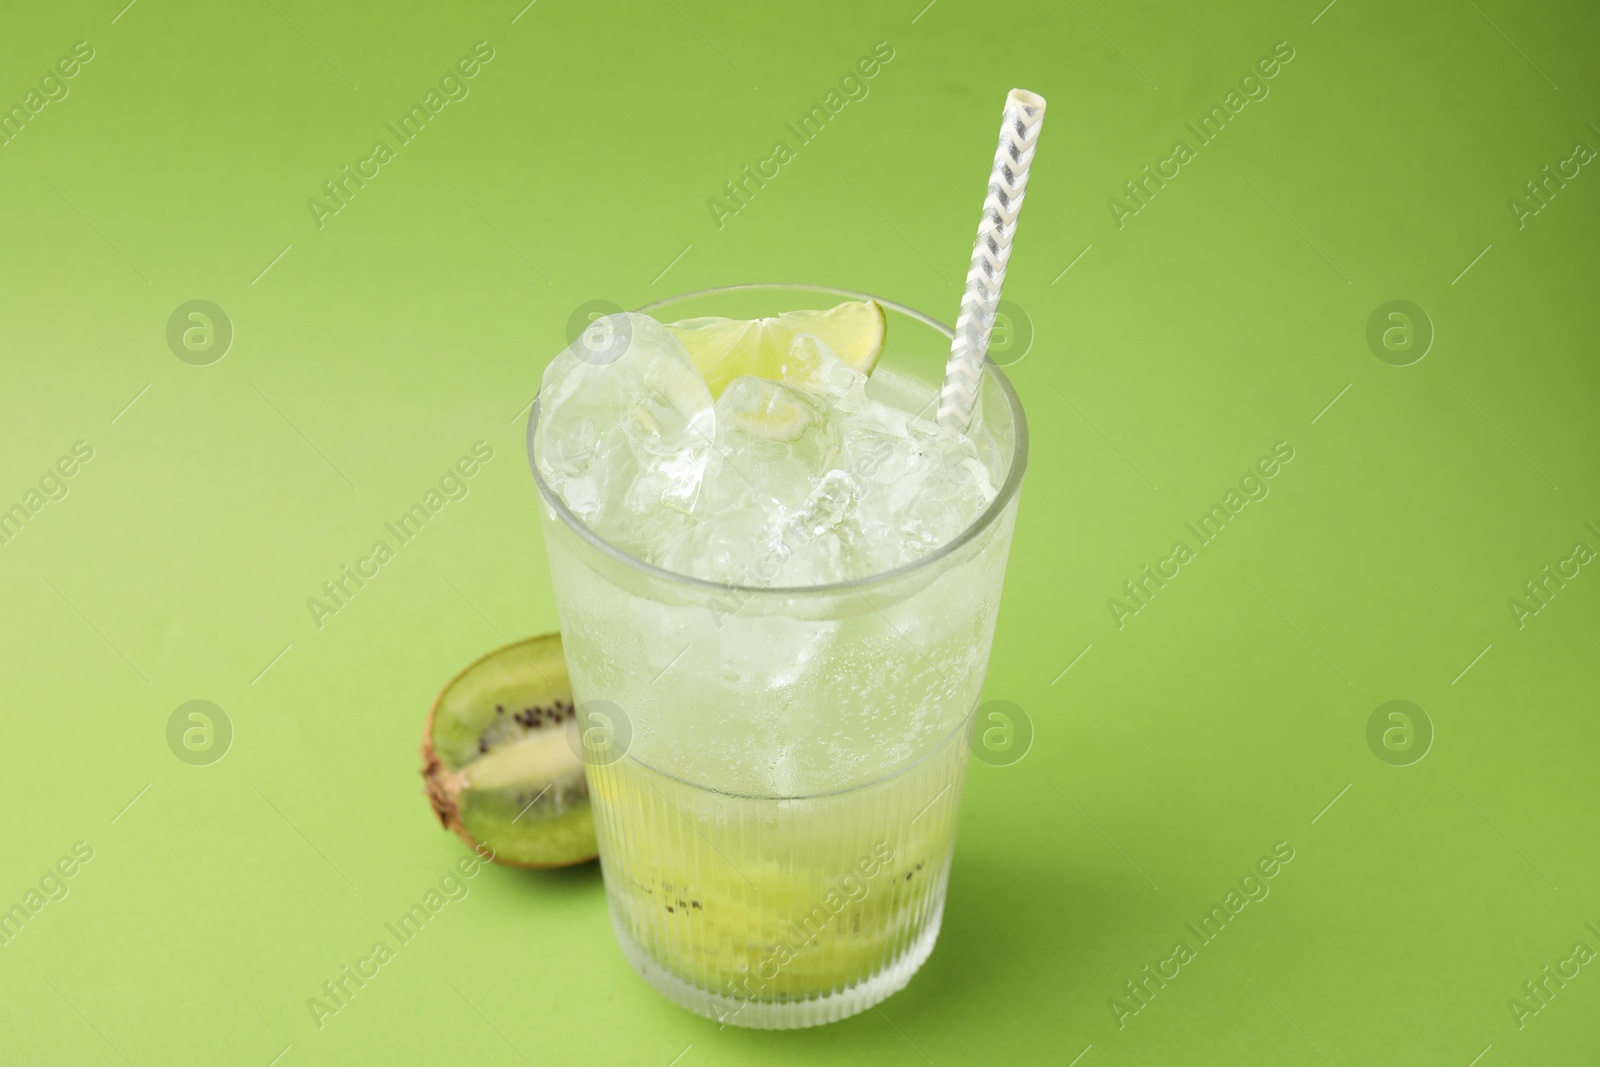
[936, 88, 1046, 430]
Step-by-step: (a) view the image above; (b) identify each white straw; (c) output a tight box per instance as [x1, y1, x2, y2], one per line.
[936, 88, 1046, 430]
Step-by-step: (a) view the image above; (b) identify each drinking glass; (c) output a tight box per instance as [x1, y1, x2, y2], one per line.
[528, 284, 1028, 1028]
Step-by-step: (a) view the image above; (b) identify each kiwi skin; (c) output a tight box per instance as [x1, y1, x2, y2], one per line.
[420, 633, 599, 869]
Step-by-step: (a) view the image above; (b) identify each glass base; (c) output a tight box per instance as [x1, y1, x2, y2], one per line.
[611, 908, 944, 1029]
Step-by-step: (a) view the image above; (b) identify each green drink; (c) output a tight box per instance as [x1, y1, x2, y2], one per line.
[530, 285, 1027, 1027]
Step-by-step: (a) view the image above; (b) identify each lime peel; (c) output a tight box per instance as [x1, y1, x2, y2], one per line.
[665, 299, 887, 399]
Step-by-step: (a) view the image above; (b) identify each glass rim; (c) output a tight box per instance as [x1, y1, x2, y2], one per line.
[526, 283, 1030, 599]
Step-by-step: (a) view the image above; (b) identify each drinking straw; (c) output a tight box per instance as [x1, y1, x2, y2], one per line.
[936, 88, 1047, 430]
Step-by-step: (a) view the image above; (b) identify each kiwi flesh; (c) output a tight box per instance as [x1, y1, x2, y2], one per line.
[421, 633, 598, 868]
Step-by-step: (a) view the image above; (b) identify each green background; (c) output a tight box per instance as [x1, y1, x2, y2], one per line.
[2, 0, 1596, 1063]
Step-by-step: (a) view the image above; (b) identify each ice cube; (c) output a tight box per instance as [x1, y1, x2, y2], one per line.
[827, 395, 998, 573]
[535, 313, 715, 550]
[657, 505, 791, 584]
[783, 332, 866, 400]
[699, 375, 841, 516]
[537, 310, 1001, 586]
[785, 468, 860, 543]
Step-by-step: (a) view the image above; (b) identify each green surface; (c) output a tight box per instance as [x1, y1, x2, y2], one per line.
[2, 0, 1597, 1063]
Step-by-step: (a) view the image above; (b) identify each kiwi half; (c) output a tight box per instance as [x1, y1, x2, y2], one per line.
[421, 633, 598, 868]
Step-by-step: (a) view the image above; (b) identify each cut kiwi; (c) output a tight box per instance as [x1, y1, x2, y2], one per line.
[421, 633, 598, 868]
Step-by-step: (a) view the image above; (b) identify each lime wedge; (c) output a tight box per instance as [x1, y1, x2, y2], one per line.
[665, 299, 887, 398]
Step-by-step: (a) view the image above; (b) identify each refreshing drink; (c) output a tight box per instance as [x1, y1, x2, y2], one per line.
[588, 720, 967, 1027]
[528, 285, 1027, 1027]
